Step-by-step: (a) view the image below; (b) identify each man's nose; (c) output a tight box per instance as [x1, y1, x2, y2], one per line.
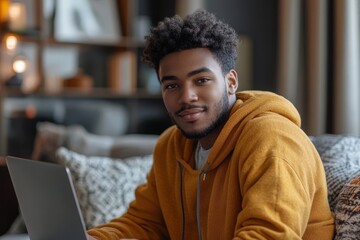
[179, 83, 198, 103]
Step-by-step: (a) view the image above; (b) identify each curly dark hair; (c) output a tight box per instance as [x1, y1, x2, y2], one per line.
[142, 9, 238, 75]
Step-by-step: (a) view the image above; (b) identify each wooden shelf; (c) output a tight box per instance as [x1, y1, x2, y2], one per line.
[1, 87, 161, 99]
[44, 36, 146, 48]
[2, 33, 145, 48]
[0, 0, 164, 94]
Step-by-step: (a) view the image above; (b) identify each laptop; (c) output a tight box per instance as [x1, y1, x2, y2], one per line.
[6, 156, 88, 240]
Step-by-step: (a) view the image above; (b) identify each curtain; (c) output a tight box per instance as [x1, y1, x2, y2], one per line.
[277, 0, 360, 136]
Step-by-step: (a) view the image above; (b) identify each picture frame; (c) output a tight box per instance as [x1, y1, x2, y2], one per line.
[54, 0, 121, 43]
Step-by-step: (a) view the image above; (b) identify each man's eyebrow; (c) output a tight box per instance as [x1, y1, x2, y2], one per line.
[160, 75, 178, 83]
[160, 67, 212, 83]
[187, 67, 212, 77]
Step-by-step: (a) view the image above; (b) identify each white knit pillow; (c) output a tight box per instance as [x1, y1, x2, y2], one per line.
[55, 147, 153, 229]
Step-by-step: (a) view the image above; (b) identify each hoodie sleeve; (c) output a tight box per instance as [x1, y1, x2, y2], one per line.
[87, 166, 169, 240]
[232, 114, 333, 239]
[234, 155, 310, 239]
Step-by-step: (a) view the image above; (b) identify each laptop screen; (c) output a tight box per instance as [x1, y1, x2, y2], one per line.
[6, 156, 88, 240]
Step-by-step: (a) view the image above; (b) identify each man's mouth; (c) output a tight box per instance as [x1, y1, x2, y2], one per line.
[177, 107, 205, 122]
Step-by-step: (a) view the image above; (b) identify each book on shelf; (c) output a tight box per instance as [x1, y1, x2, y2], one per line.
[108, 51, 137, 94]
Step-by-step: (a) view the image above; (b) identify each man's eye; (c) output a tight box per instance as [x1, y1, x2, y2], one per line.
[197, 78, 210, 84]
[164, 83, 177, 89]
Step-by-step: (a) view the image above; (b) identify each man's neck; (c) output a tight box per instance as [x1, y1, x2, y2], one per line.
[199, 100, 236, 149]
[198, 125, 223, 150]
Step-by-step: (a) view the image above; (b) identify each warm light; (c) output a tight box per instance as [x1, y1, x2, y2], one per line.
[12, 58, 27, 74]
[9, 3, 22, 19]
[5, 35, 18, 50]
[8, 2, 26, 31]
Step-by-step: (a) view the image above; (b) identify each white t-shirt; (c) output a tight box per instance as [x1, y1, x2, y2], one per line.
[195, 142, 211, 170]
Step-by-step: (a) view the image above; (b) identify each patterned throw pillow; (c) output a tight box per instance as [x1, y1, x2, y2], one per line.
[309, 135, 360, 212]
[334, 173, 360, 239]
[55, 147, 153, 229]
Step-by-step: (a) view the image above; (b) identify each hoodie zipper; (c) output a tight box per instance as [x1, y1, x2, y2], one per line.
[178, 161, 209, 240]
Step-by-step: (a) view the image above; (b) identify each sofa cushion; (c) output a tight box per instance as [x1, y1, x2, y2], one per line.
[334, 173, 360, 239]
[32, 122, 70, 163]
[310, 134, 360, 212]
[110, 134, 159, 158]
[55, 147, 153, 229]
[32, 122, 158, 163]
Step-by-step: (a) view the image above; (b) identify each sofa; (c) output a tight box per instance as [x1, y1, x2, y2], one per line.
[0, 122, 159, 239]
[1, 123, 360, 240]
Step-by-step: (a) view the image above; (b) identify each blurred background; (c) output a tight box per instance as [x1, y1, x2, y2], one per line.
[0, 0, 359, 158]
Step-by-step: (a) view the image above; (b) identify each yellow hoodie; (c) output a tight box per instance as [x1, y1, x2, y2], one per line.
[88, 91, 335, 240]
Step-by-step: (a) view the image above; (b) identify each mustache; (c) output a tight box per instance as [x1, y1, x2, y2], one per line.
[175, 104, 207, 115]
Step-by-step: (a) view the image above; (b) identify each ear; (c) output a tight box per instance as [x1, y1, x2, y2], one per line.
[226, 69, 238, 95]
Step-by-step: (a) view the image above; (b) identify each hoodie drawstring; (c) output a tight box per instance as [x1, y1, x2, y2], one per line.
[177, 161, 185, 240]
[196, 164, 209, 240]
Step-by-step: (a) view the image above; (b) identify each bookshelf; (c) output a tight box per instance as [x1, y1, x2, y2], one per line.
[0, 0, 171, 95]
[0, 0, 177, 157]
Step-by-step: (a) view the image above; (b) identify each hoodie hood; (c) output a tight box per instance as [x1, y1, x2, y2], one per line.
[171, 90, 301, 172]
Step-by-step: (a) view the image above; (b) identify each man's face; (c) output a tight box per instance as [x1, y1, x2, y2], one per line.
[158, 48, 236, 143]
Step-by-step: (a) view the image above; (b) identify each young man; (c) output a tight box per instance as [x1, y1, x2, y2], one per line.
[87, 9, 334, 240]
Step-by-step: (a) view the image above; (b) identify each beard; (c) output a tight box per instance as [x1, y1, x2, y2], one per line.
[172, 90, 230, 140]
